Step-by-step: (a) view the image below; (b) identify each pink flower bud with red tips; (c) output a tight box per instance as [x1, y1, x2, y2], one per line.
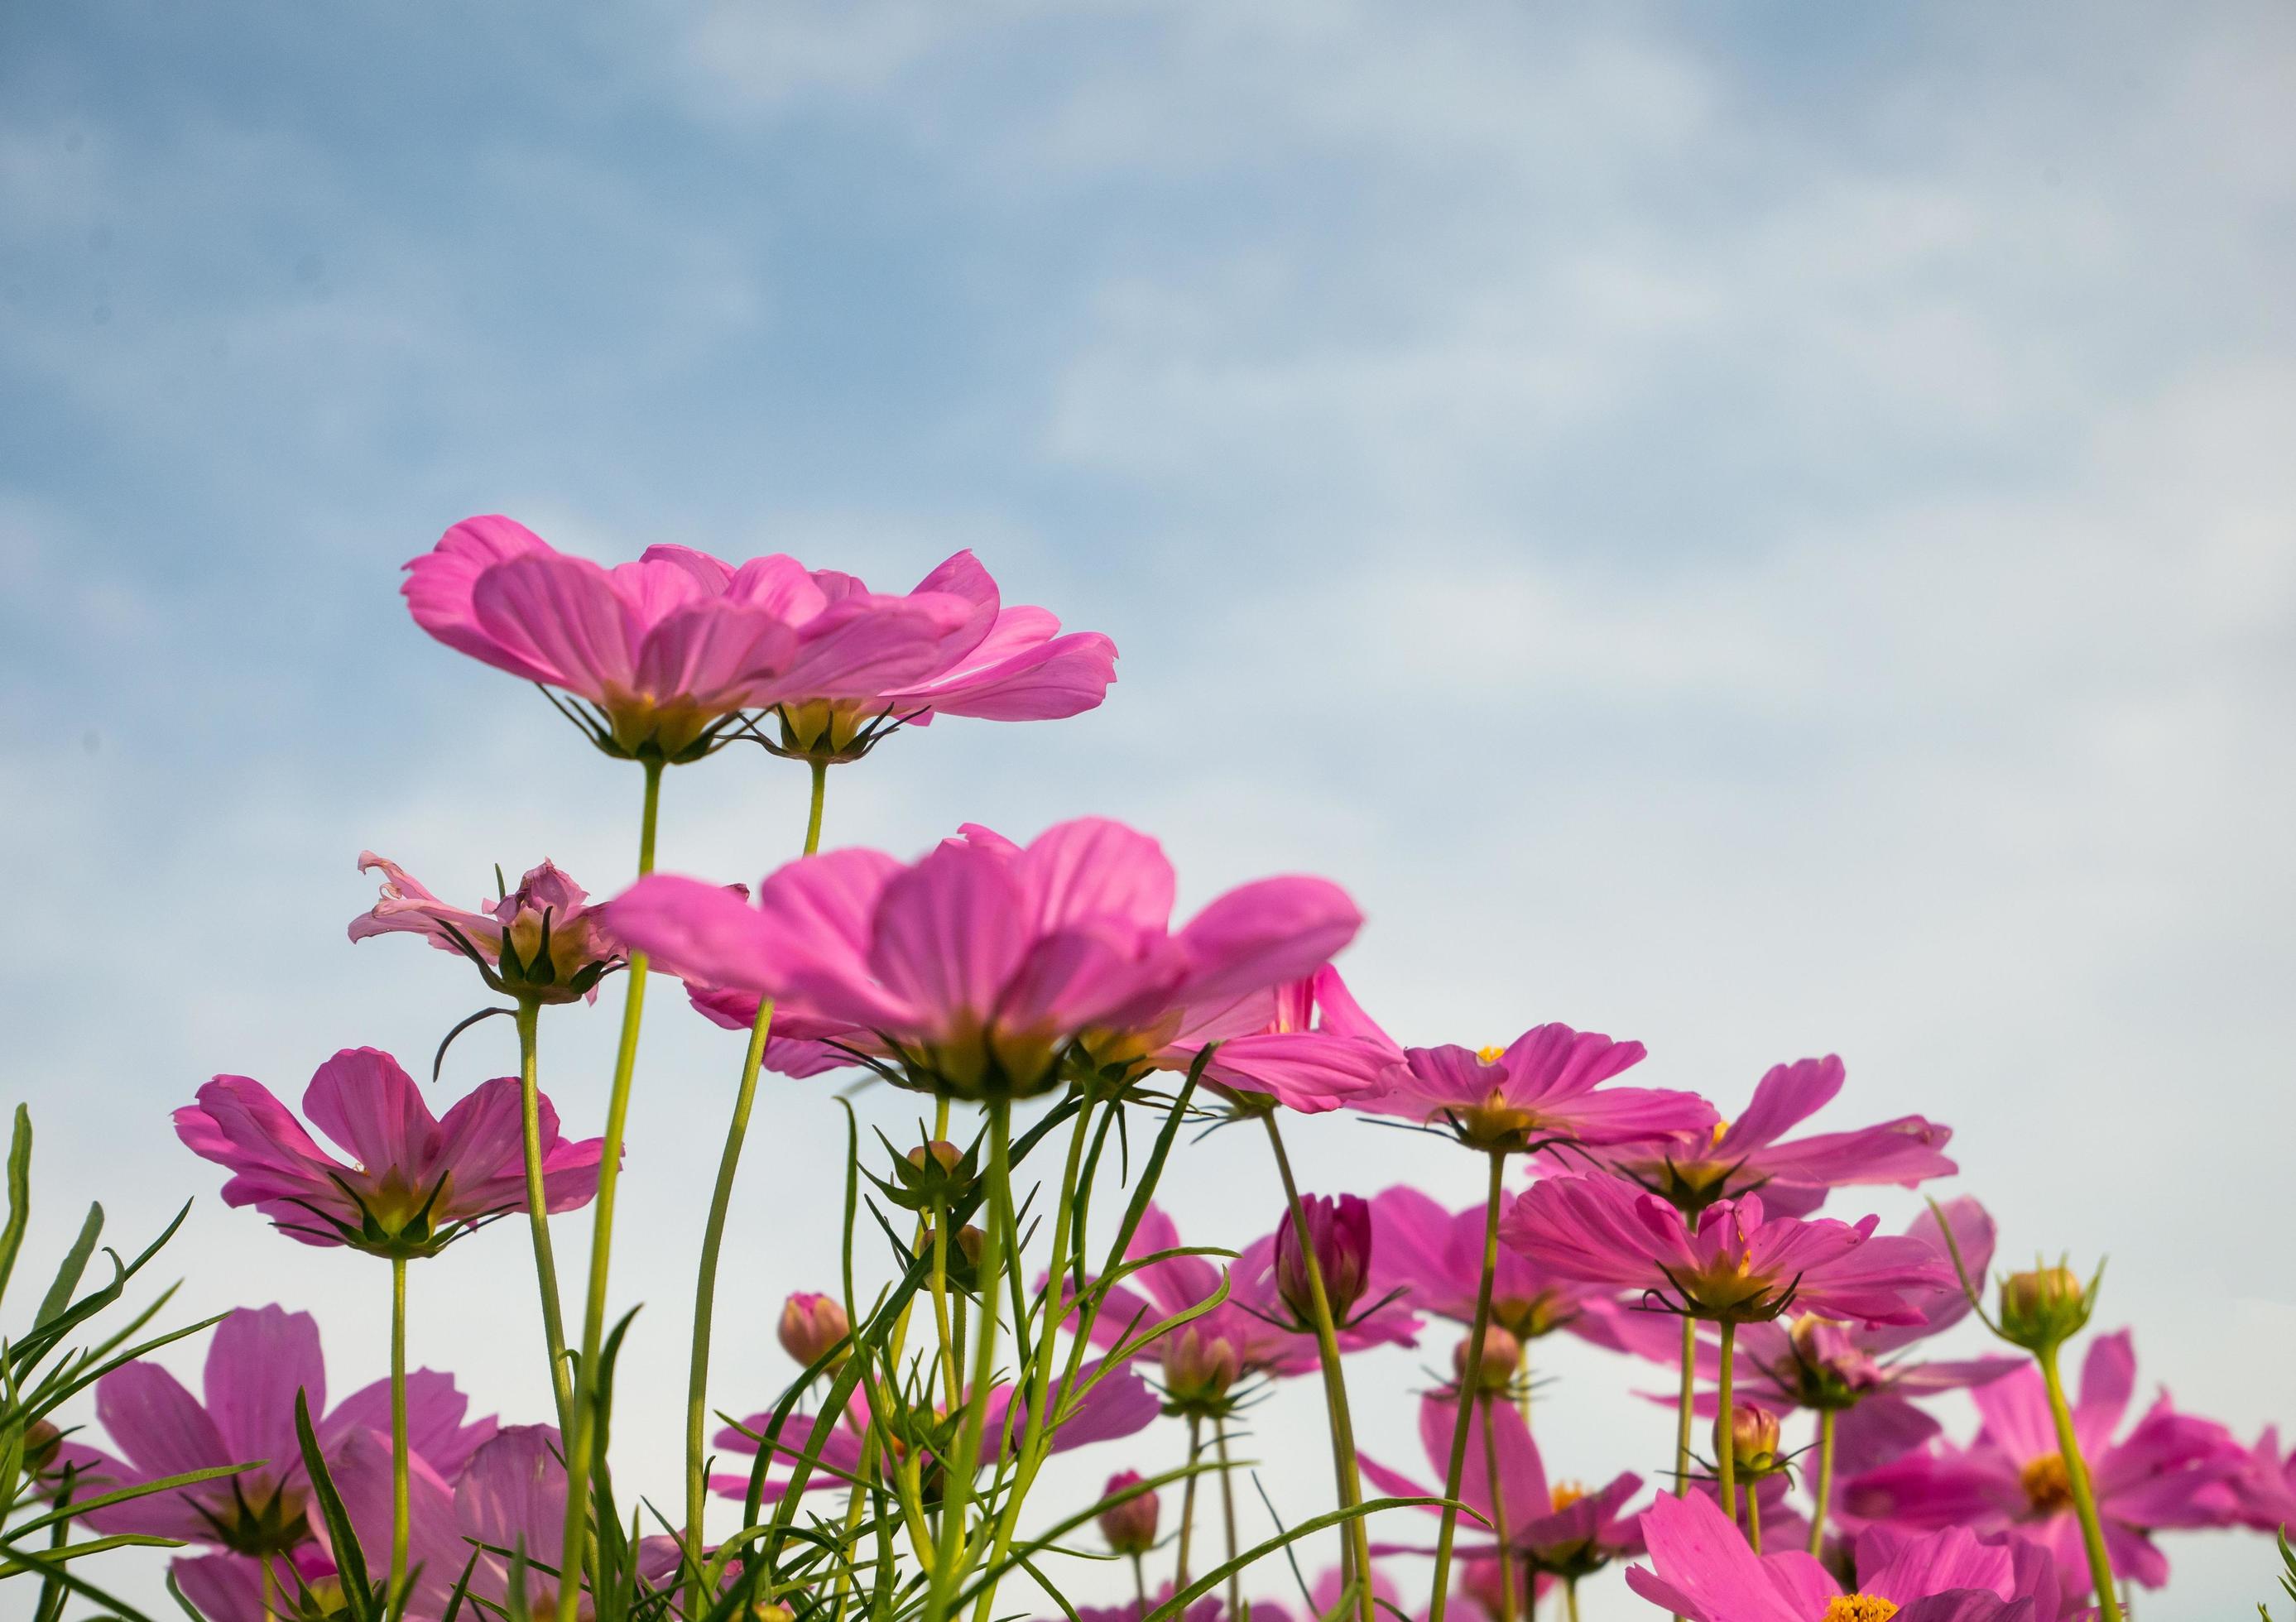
[1452, 1326, 1523, 1394]
[778, 1293, 850, 1370]
[1097, 1470, 1160, 1554]
[1275, 1194, 1372, 1326]
[1720, 1401, 1782, 1476]
[1160, 1327, 1242, 1409]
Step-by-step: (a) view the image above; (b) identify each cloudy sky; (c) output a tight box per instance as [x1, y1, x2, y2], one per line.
[5, 2, 2294, 1615]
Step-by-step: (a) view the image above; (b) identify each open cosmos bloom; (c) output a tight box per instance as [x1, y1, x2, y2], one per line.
[1836, 1331, 2245, 1596]
[1368, 1185, 1626, 1347]
[1358, 1027, 1713, 1153]
[349, 853, 620, 1003]
[1625, 1488, 2065, 1622]
[175, 1047, 604, 1255]
[604, 817, 1363, 1100]
[1558, 1056, 1956, 1218]
[1150, 965, 1408, 1115]
[1502, 1177, 1956, 1327]
[56, 1306, 495, 1563]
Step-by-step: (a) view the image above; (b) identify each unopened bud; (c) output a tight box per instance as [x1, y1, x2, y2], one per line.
[22, 1418, 62, 1476]
[750, 1604, 795, 1622]
[778, 1292, 851, 1370]
[907, 1140, 964, 1175]
[1999, 1262, 2093, 1351]
[1275, 1195, 1372, 1326]
[1097, 1469, 1160, 1554]
[1452, 1326, 1522, 1394]
[1719, 1402, 1781, 1475]
[1160, 1327, 1242, 1410]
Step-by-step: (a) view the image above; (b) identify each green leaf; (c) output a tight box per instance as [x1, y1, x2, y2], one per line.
[295, 1390, 377, 1620]
[33, 1203, 105, 1331]
[7, 1461, 253, 1541]
[0, 1106, 32, 1312]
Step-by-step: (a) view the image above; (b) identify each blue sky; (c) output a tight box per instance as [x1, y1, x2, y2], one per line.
[5, 2, 2294, 1615]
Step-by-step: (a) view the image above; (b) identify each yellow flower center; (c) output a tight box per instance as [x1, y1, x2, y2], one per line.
[1820, 1599, 1899, 1622]
[1476, 1044, 1507, 1064]
[1549, 1480, 1588, 1512]
[2020, 1452, 2073, 1514]
[1710, 1118, 1732, 1148]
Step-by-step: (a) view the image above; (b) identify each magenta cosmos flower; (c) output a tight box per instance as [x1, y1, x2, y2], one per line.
[1359, 1027, 1712, 1154]
[1368, 1184, 1626, 1348]
[1558, 1056, 1955, 1218]
[175, 1047, 604, 1256]
[1362, 1392, 1643, 1586]
[605, 817, 1362, 1100]
[2233, 1427, 2296, 1533]
[349, 852, 619, 1004]
[1150, 965, 1408, 1115]
[56, 1305, 494, 1563]
[1625, 1488, 2065, 1622]
[1502, 1178, 1954, 1327]
[1084, 1203, 1419, 1415]
[1837, 1330, 2244, 1596]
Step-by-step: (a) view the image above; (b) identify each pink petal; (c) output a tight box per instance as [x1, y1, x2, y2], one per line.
[631, 598, 798, 707]
[401, 516, 558, 679]
[469, 552, 637, 700]
[1173, 876, 1362, 1003]
[866, 841, 1031, 1036]
[204, 1305, 326, 1476]
[301, 1048, 437, 1179]
[1011, 818, 1176, 933]
[1718, 1056, 1844, 1152]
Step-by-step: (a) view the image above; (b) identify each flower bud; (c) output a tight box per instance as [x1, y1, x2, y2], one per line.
[907, 1140, 965, 1176]
[778, 1292, 850, 1370]
[1097, 1469, 1160, 1554]
[1275, 1194, 1372, 1325]
[1160, 1327, 1242, 1409]
[22, 1418, 61, 1476]
[1998, 1262, 2093, 1351]
[1452, 1326, 1523, 1394]
[1718, 1402, 1781, 1476]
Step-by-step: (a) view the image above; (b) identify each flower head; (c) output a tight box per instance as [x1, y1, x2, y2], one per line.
[1151, 965, 1408, 1116]
[1501, 1177, 1954, 1327]
[1362, 1027, 1712, 1154]
[1368, 1184, 1625, 1346]
[1275, 1194, 1374, 1325]
[606, 818, 1362, 1100]
[175, 1048, 604, 1257]
[349, 852, 619, 1004]
[778, 1292, 851, 1370]
[1996, 1262, 2096, 1352]
[1562, 1056, 1953, 1216]
[1098, 1470, 1161, 1555]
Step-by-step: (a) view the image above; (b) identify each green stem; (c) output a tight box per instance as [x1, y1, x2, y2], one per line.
[1131, 1554, 1149, 1616]
[1517, 1341, 1533, 1431]
[1481, 1394, 1516, 1622]
[1746, 1471, 1761, 1552]
[1674, 1315, 1695, 1495]
[1175, 1414, 1203, 1591]
[514, 1000, 574, 1431]
[1214, 1413, 1242, 1620]
[683, 761, 826, 1610]
[924, 1100, 1011, 1622]
[555, 757, 664, 1622]
[1564, 1578, 1580, 1622]
[1808, 1408, 1837, 1557]
[2039, 1342, 2125, 1621]
[1261, 1114, 1376, 1622]
[390, 1256, 408, 1605]
[1717, 1320, 1737, 1524]
[1428, 1149, 1506, 1622]
[260, 1554, 276, 1622]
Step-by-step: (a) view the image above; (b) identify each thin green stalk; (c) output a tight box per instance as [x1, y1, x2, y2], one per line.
[555, 757, 664, 1622]
[1261, 1114, 1376, 1622]
[1674, 1315, 1695, 1495]
[1808, 1408, 1837, 1557]
[1517, 1343, 1533, 1431]
[2039, 1343, 2125, 1622]
[1427, 1149, 1506, 1622]
[1480, 1394, 1516, 1622]
[260, 1554, 276, 1622]
[513, 1000, 573, 1431]
[1717, 1320, 1738, 1523]
[390, 1256, 408, 1605]
[684, 761, 827, 1610]
[1214, 1413, 1242, 1621]
[1131, 1554, 1149, 1615]
[1746, 1473, 1761, 1552]
[924, 1099, 1011, 1622]
[1175, 1415, 1203, 1591]
[1564, 1578, 1580, 1622]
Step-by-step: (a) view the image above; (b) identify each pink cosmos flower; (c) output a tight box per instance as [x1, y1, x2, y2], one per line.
[1361, 1392, 1643, 1586]
[1624, 1488, 2065, 1622]
[1083, 1203, 1419, 1409]
[169, 1547, 339, 1622]
[1275, 1194, 1374, 1324]
[1367, 1185, 1627, 1349]
[1359, 1027, 1713, 1153]
[55, 1305, 494, 1562]
[349, 853, 619, 1004]
[175, 1047, 605, 1256]
[1150, 965, 1409, 1116]
[1837, 1330, 2245, 1596]
[708, 1361, 1160, 1503]
[1501, 1178, 1955, 1327]
[2232, 1427, 2296, 1533]
[1557, 1056, 1955, 1218]
[605, 818, 1362, 1100]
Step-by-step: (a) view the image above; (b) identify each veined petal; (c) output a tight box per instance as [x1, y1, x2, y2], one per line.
[867, 840, 1031, 1037]
[1717, 1055, 1845, 1153]
[204, 1306, 325, 1477]
[1011, 818, 1176, 932]
[401, 516, 557, 679]
[632, 598, 797, 707]
[302, 1048, 437, 1182]
[470, 551, 639, 700]
[1173, 876, 1362, 1003]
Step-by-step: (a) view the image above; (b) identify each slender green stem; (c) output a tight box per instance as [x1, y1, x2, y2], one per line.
[1175, 1414, 1203, 1591]
[2039, 1343, 2125, 1621]
[513, 1000, 573, 1431]
[924, 1100, 1011, 1622]
[1480, 1394, 1517, 1622]
[1517, 1341, 1533, 1431]
[1717, 1320, 1738, 1523]
[1214, 1413, 1242, 1620]
[1564, 1578, 1580, 1622]
[1428, 1149, 1506, 1622]
[1808, 1408, 1837, 1557]
[1746, 1472, 1762, 1552]
[555, 757, 664, 1622]
[683, 761, 827, 1610]
[260, 1554, 276, 1622]
[1674, 1316, 1696, 1495]
[1131, 1553, 1149, 1616]
[390, 1256, 408, 1605]
[1261, 1114, 1376, 1622]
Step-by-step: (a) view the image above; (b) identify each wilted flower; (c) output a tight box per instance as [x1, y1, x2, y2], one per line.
[175, 1047, 604, 1256]
[777, 1292, 851, 1370]
[1097, 1469, 1161, 1554]
[1275, 1194, 1373, 1325]
[349, 852, 619, 1003]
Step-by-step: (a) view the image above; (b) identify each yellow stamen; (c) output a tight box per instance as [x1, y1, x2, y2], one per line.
[2020, 1452, 2073, 1514]
[1549, 1480, 1588, 1512]
[1821, 1599, 1899, 1622]
[1475, 1044, 1507, 1064]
